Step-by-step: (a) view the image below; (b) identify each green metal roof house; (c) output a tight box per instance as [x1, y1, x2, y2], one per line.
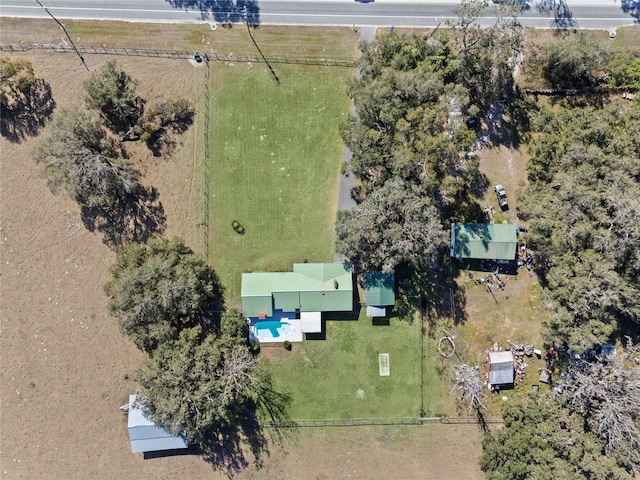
[450, 223, 517, 261]
[241, 263, 353, 318]
[364, 272, 395, 317]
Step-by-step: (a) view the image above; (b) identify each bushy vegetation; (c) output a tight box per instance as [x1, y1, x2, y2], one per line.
[33, 61, 196, 246]
[107, 238, 288, 454]
[337, 2, 521, 288]
[136, 322, 289, 452]
[84, 60, 144, 133]
[0, 57, 55, 141]
[527, 33, 611, 89]
[34, 106, 141, 209]
[518, 103, 640, 349]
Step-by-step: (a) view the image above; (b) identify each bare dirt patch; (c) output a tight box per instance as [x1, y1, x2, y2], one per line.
[0, 51, 208, 478]
[258, 424, 484, 480]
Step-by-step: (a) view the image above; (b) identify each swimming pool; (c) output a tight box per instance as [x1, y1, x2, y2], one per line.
[251, 320, 293, 342]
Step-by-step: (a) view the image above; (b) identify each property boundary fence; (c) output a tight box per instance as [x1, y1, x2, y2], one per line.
[0, 43, 357, 67]
[259, 416, 502, 428]
[201, 57, 211, 261]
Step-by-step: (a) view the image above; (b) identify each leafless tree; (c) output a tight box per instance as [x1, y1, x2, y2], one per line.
[452, 363, 487, 414]
[567, 338, 640, 471]
[218, 345, 258, 401]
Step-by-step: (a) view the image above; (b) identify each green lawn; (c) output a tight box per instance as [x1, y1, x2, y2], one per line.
[259, 309, 455, 420]
[209, 63, 353, 305]
[206, 56, 456, 423]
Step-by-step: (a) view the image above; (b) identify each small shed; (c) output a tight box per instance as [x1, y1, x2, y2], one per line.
[128, 394, 188, 453]
[364, 272, 395, 317]
[487, 351, 515, 388]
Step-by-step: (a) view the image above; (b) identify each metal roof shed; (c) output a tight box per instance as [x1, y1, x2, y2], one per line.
[364, 272, 395, 307]
[450, 223, 517, 261]
[128, 394, 188, 453]
[487, 351, 515, 387]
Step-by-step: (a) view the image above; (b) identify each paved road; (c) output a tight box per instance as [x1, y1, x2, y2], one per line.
[0, 0, 636, 29]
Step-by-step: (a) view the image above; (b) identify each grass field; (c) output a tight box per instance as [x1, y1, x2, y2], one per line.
[208, 62, 353, 305]
[258, 309, 455, 420]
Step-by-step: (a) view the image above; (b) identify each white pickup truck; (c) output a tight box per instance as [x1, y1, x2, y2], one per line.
[494, 184, 508, 209]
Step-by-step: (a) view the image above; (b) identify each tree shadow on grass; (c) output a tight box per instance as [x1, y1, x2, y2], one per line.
[395, 257, 468, 333]
[81, 186, 166, 249]
[0, 79, 56, 143]
[199, 385, 293, 476]
[550, 90, 609, 109]
[485, 90, 539, 150]
[165, 0, 261, 25]
[476, 90, 537, 153]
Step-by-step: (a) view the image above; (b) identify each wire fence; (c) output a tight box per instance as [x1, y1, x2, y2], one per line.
[201, 58, 211, 262]
[259, 416, 502, 428]
[0, 43, 356, 67]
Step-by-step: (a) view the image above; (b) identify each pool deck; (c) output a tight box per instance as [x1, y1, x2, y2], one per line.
[250, 318, 303, 344]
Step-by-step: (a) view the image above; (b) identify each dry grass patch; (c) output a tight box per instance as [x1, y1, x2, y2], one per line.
[0, 18, 359, 59]
[0, 52, 211, 478]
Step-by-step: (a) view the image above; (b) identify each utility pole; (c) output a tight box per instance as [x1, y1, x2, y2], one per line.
[242, 7, 279, 85]
[35, 0, 89, 72]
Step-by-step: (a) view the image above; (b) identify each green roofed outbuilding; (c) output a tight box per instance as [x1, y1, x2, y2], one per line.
[450, 223, 517, 261]
[364, 272, 395, 317]
[241, 263, 353, 318]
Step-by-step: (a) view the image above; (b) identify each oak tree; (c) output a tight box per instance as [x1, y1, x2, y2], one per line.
[84, 60, 144, 133]
[135, 325, 289, 449]
[33, 106, 141, 209]
[106, 237, 224, 352]
[335, 178, 445, 272]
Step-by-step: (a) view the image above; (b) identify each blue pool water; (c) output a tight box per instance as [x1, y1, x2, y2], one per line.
[252, 321, 292, 341]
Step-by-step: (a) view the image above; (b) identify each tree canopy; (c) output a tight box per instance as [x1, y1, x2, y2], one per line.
[453, 0, 523, 110]
[106, 237, 224, 352]
[0, 57, 55, 141]
[527, 33, 611, 89]
[33, 106, 142, 209]
[338, 30, 499, 275]
[1, 57, 37, 110]
[335, 178, 445, 272]
[518, 103, 640, 348]
[481, 393, 634, 480]
[345, 31, 479, 197]
[566, 339, 640, 469]
[135, 324, 289, 452]
[84, 60, 144, 133]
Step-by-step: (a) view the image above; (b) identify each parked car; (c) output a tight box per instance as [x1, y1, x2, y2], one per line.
[494, 184, 508, 209]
